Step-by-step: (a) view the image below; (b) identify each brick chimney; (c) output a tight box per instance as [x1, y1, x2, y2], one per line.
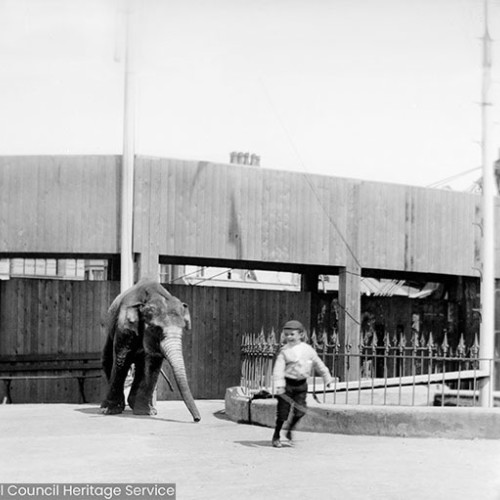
[229, 151, 260, 167]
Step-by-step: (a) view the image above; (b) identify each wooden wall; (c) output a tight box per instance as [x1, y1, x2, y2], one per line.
[358, 182, 479, 275]
[0, 279, 311, 402]
[0, 279, 116, 354]
[133, 157, 482, 277]
[0, 279, 118, 403]
[0, 156, 120, 254]
[0, 154, 489, 276]
[133, 157, 350, 266]
[163, 284, 311, 399]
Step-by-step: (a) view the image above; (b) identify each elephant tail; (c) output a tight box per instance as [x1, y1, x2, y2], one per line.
[102, 297, 121, 380]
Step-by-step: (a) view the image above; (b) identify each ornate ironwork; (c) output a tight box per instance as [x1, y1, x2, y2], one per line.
[240, 326, 493, 406]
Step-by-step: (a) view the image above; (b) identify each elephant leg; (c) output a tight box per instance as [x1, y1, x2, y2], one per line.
[132, 355, 163, 416]
[127, 355, 145, 410]
[101, 346, 135, 414]
[102, 332, 114, 381]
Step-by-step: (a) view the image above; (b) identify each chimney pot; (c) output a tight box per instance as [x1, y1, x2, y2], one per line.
[229, 151, 260, 166]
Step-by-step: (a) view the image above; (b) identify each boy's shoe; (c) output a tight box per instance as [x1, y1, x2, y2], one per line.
[272, 438, 282, 448]
[286, 430, 293, 442]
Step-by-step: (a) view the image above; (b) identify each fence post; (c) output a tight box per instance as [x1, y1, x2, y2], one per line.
[338, 266, 360, 381]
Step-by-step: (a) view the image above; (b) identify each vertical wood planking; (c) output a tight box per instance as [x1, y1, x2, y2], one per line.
[132, 157, 144, 253]
[174, 159, 186, 256]
[252, 168, 264, 261]
[195, 162, 206, 258]
[211, 286, 221, 397]
[319, 176, 330, 263]
[0, 162, 6, 250]
[160, 158, 172, 255]
[414, 187, 424, 271]
[242, 168, 253, 260]
[150, 158, 162, 264]
[0, 156, 120, 254]
[0, 155, 485, 276]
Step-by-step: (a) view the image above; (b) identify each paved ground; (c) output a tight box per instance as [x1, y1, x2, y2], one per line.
[1, 400, 500, 500]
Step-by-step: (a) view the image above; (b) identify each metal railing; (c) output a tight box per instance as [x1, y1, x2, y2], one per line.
[240, 329, 499, 407]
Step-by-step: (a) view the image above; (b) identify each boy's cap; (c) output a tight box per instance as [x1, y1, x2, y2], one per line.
[282, 320, 305, 331]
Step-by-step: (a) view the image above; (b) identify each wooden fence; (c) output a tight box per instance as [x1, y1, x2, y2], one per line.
[0, 277, 486, 404]
[0, 279, 118, 403]
[0, 279, 311, 403]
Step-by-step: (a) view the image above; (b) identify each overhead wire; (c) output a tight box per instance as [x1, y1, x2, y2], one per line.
[166, 266, 209, 284]
[426, 166, 481, 188]
[259, 79, 362, 271]
[167, 266, 235, 286]
[259, 80, 364, 326]
[189, 267, 235, 286]
[168, 80, 364, 288]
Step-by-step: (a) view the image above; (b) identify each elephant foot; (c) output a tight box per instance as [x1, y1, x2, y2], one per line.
[132, 405, 157, 416]
[100, 400, 125, 415]
[100, 406, 125, 415]
[127, 394, 136, 410]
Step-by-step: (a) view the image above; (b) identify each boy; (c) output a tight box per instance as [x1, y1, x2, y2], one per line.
[272, 320, 333, 448]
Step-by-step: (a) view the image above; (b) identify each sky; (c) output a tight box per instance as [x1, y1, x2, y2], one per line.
[1, 0, 499, 190]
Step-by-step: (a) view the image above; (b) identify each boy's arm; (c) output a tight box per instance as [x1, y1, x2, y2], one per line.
[272, 351, 286, 395]
[310, 348, 334, 386]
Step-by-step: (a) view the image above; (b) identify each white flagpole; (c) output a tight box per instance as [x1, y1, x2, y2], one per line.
[479, 0, 496, 407]
[120, 0, 135, 293]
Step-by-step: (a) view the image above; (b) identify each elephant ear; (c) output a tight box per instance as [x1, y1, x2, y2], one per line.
[117, 302, 141, 335]
[182, 303, 192, 331]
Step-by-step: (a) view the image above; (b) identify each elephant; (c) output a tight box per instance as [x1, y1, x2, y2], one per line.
[100, 278, 200, 421]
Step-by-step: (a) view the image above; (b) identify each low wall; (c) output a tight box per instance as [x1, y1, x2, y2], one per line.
[224, 387, 500, 439]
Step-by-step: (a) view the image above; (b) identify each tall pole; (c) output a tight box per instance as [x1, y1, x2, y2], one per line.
[120, 0, 135, 292]
[479, 0, 496, 407]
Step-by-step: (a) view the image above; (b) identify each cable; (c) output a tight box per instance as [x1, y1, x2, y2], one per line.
[259, 80, 362, 269]
[166, 266, 207, 284]
[189, 267, 236, 286]
[426, 166, 481, 188]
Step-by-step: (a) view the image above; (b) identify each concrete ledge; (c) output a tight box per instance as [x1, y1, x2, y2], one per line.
[225, 386, 500, 439]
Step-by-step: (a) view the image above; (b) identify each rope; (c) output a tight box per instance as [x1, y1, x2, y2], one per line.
[257, 391, 337, 426]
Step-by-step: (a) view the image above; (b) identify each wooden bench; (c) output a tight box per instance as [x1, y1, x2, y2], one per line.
[0, 352, 102, 404]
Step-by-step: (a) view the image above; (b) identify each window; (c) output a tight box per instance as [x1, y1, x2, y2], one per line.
[8, 258, 107, 280]
[159, 264, 170, 283]
[10, 258, 57, 277]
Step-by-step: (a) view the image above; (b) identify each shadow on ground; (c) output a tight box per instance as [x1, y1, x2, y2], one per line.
[212, 409, 232, 421]
[73, 405, 197, 424]
[235, 440, 293, 449]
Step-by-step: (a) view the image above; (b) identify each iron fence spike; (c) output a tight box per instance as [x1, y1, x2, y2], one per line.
[321, 329, 328, 345]
[427, 332, 435, 349]
[441, 330, 449, 356]
[391, 332, 398, 346]
[399, 332, 406, 349]
[383, 330, 391, 348]
[457, 333, 466, 357]
[471, 333, 480, 357]
[412, 330, 419, 349]
[419, 332, 426, 348]
[268, 327, 277, 346]
[311, 328, 318, 346]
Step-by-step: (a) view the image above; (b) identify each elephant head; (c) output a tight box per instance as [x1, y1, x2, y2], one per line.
[101, 278, 200, 422]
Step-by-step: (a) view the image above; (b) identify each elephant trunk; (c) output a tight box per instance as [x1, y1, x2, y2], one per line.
[160, 327, 201, 422]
